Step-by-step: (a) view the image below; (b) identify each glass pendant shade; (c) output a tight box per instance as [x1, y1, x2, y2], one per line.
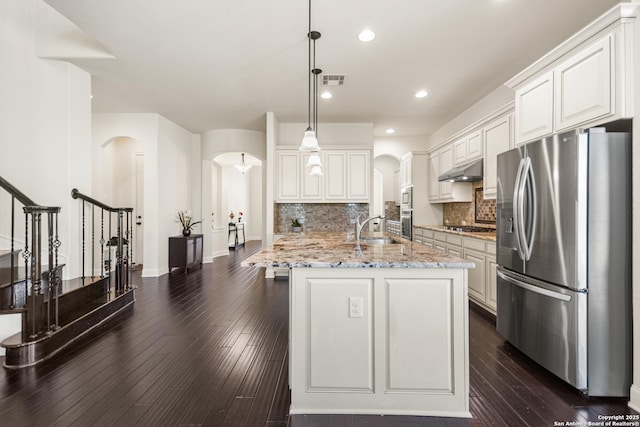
[307, 152, 322, 167]
[299, 129, 320, 151]
[234, 153, 253, 174]
[310, 165, 323, 176]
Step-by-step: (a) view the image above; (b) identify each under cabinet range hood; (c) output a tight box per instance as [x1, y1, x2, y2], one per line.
[438, 159, 483, 182]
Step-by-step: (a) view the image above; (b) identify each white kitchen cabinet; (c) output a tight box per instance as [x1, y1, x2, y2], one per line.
[463, 237, 497, 314]
[514, 70, 554, 145]
[509, 17, 635, 145]
[301, 153, 322, 200]
[452, 138, 467, 165]
[324, 151, 347, 200]
[276, 149, 370, 203]
[466, 131, 483, 161]
[439, 147, 454, 199]
[464, 249, 486, 302]
[414, 227, 498, 314]
[483, 113, 512, 199]
[399, 153, 413, 187]
[486, 255, 498, 311]
[554, 34, 612, 132]
[347, 152, 370, 200]
[428, 147, 472, 203]
[277, 151, 301, 200]
[428, 152, 440, 202]
[453, 131, 482, 166]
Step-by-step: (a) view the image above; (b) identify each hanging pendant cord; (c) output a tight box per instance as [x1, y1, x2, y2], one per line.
[313, 39, 318, 138]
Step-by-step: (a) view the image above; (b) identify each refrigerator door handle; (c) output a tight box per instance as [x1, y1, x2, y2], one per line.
[521, 157, 537, 261]
[497, 270, 571, 302]
[513, 158, 526, 260]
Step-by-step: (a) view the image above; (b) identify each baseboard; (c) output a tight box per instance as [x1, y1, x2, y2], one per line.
[628, 384, 640, 412]
[141, 268, 160, 277]
[203, 256, 213, 263]
[211, 250, 229, 258]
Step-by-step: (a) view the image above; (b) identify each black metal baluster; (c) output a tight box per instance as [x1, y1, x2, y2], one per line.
[126, 210, 131, 289]
[91, 204, 95, 279]
[54, 212, 60, 330]
[10, 196, 15, 309]
[108, 213, 112, 292]
[47, 212, 53, 332]
[100, 208, 105, 278]
[82, 200, 85, 281]
[23, 213, 29, 312]
[29, 211, 42, 339]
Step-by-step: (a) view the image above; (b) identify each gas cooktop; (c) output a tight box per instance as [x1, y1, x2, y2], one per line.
[444, 225, 496, 233]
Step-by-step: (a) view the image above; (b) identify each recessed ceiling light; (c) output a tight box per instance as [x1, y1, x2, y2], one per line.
[385, 128, 395, 134]
[415, 90, 428, 98]
[358, 29, 376, 42]
[320, 91, 332, 99]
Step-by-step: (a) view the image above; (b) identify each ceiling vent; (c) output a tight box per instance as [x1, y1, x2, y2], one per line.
[322, 74, 346, 86]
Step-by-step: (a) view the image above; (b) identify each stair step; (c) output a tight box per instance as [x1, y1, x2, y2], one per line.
[1, 286, 136, 368]
[0, 268, 110, 312]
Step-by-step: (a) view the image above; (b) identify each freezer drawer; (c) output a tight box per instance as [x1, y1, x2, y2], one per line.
[496, 268, 586, 391]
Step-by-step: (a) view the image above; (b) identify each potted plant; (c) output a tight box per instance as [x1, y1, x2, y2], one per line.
[291, 218, 302, 232]
[178, 210, 201, 236]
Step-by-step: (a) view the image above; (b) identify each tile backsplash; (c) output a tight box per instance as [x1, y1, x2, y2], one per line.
[275, 203, 369, 233]
[443, 182, 496, 226]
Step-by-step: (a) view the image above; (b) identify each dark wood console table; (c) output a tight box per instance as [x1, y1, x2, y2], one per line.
[168, 234, 203, 273]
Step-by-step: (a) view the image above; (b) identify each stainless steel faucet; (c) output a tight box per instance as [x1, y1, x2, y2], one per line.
[356, 214, 385, 255]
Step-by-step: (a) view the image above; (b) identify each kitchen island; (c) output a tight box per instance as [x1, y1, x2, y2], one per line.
[242, 232, 474, 418]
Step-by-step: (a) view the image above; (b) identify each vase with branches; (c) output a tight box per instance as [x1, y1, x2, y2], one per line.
[178, 210, 201, 236]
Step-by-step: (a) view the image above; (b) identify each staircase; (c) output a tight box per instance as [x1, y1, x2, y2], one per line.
[0, 177, 136, 368]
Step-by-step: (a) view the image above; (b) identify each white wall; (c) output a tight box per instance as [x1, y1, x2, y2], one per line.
[0, 0, 94, 351]
[0, 0, 92, 280]
[373, 135, 428, 160]
[156, 115, 196, 276]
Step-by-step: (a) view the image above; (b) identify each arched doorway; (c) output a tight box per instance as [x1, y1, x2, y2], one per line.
[100, 136, 145, 268]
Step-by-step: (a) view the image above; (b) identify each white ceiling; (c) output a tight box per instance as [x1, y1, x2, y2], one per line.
[45, 0, 622, 137]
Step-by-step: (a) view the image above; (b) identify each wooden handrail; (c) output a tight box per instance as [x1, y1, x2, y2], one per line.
[0, 176, 37, 206]
[71, 188, 133, 212]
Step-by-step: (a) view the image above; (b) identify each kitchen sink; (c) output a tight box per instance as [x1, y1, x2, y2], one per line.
[361, 237, 400, 245]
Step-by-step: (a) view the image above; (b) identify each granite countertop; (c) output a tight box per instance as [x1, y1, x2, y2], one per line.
[241, 232, 474, 269]
[414, 224, 497, 242]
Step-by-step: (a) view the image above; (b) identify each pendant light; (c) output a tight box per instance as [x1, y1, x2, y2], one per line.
[234, 153, 252, 174]
[307, 151, 322, 167]
[299, 0, 321, 153]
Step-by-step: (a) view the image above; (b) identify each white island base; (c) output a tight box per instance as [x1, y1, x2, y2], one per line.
[289, 267, 470, 418]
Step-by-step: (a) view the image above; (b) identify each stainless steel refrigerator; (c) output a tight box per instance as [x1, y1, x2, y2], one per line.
[496, 122, 632, 396]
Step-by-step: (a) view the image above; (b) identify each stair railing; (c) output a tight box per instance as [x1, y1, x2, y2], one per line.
[71, 189, 134, 293]
[0, 176, 62, 340]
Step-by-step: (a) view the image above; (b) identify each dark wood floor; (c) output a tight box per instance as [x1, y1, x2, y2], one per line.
[0, 240, 635, 426]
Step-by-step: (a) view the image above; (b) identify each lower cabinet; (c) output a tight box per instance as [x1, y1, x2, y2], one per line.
[413, 227, 497, 314]
[464, 249, 486, 302]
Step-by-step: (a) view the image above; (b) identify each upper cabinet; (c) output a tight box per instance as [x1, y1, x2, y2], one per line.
[508, 8, 637, 145]
[452, 130, 483, 166]
[514, 71, 554, 145]
[275, 149, 370, 203]
[483, 113, 513, 199]
[428, 147, 472, 203]
[554, 35, 612, 132]
[400, 155, 412, 187]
